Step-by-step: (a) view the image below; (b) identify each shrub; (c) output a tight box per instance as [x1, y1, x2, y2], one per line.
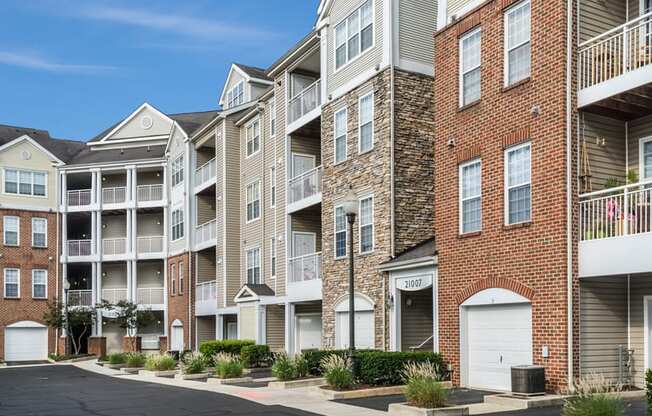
[647, 369, 652, 413]
[355, 351, 445, 386]
[181, 352, 208, 375]
[272, 353, 296, 381]
[200, 340, 255, 364]
[144, 354, 177, 371]
[125, 353, 147, 368]
[214, 352, 244, 379]
[573, 373, 623, 395]
[241, 344, 271, 368]
[108, 353, 127, 365]
[302, 349, 349, 376]
[562, 394, 625, 416]
[295, 354, 310, 378]
[322, 354, 355, 391]
[403, 362, 448, 408]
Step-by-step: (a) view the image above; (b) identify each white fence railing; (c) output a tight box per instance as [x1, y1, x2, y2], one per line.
[579, 12, 652, 89]
[196, 281, 217, 301]
[102, 238, 127, 256]
[195, 219, 217, 246]
[580, 181, 652, 241]
[101, 288, 128, 304]
[289, 166, 323, 205]
[195, 158, 216, 187]
[67, 189, 92, 206]
[102, 187, 126, 204]
[137, 184, 164, 202]
[137, 287, 164, 304]
[68, 239, 92, 257]
[137, 236, 164, 254]
[68, 290, 93, 306]
[288, 252, 322, 283]
[288, 79, 321, 124]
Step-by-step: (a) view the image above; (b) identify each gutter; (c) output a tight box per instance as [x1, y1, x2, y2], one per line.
[565, 0, 575, 390]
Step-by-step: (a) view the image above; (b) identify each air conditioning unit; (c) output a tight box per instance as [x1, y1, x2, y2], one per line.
[511, 365, 545, 396]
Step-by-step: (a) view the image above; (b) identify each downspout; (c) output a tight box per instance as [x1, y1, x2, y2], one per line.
[386, 0, 397, 351]
[566, 0, 575, 390]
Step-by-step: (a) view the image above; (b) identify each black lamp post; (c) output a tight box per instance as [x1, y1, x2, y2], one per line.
[342, 189, 358, 361]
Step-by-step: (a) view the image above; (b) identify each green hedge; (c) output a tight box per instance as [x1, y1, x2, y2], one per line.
[199, 340, 255, 361]
[241, 344, 271, 368]
[302, 349, 349, 376]
[354, 351, 445, 386]
[646, 369, 652, 413]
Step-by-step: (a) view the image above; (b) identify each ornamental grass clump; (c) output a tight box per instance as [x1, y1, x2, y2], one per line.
[213, 352, 243, 379]
[107, 353, 127, 365]
[144, 354, 177, 371]
[181, 352, 208, 375]
[125, 352, 147, 368]
[321, 354, 354, 391]
[402, 362, 448, 409]
[271, 353, 310, 381]
[562, 394, 625, 416]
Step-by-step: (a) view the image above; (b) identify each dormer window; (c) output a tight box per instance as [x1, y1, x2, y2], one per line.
[226, 81, 245, 109]
[335, 0, 373, 70]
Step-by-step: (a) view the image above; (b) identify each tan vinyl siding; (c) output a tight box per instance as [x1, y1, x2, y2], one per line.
[400, 288, 434, 352]
[262, 98, 282, 289]
[274, 78, 287, 296]
[196, 248, 216, 283]
[101, 173, 126, 188]
[628, 274, 652, 388]
[291, 136, 322, 171]
[579, 0, 627, 42]
[215, 122, 226, 308]
[196, 146, 215, 169]
[295, 302, 322, 314]
[628, 115, 652, 177]
[581, 113, 627, 190]
[447, 0, 477, 19]
[265, 304, 285, 351]
[224, 120, 242, 307]
[197, 316, 216, 344]
[196, 193, 216, 225]
[398, 0, 437, 66]
[291, 210, 323, 253]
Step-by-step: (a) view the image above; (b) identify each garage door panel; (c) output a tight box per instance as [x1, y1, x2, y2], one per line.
[337, 311, 374, 349]
[296, 315, 322, 351]
[5, 327, 48, 362]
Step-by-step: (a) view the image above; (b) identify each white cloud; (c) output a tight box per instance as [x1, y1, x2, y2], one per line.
[0, 51, 116, 74]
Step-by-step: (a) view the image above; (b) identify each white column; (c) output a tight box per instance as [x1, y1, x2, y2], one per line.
[60, 171, 68, 209]
[132, 261, 138, 303]
[97, 211, 103, 259]
[91, 171, 98, 205]
[257, 304, 266, 345]
[61, 213, 68, 259]
[125, 167, 133, 204]
[131, 167, 138, 204]
[131, 208, 137, 258]
[284, 302, 295, 355]
[126, 209, 133, 255]
[126, 259, 133, 303]
[216, 315, 223, 341]
[91, 211, 98, 256]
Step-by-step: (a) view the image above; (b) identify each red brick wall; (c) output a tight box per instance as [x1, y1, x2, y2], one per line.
[433, 0, 576, 392]
[166, 252, 193, 351]
[0, 209, 59, 360]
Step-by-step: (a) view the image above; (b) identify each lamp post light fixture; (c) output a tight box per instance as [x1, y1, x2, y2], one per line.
[63, 278, 71, 356]
[342, 189, 358, 361]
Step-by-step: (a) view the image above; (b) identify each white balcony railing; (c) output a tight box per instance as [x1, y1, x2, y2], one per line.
[288, 252, 322, 283]
[137, 184, 164, 202]
[288, 79, 321, 124]
[68, 239, 92, 257]
[67, 189, 92, 207]
[101, 288, 128, 304]
[102, 187, 126, 204]
[137, 236, 164, 254]
[67, 290, 93, 306]
[137, 287, 164, 304]
[195, 158, 216, 188]
[289, 166, 323, 205]
[579, 12, 652, 89]
[580, 180, 652, 241]
[196, 281, 217, 301]
[102, 238, 127, 256]
[195, 219, 217, 246]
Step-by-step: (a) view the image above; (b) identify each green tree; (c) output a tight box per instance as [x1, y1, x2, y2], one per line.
[43, 299, 97, 355]
[100, 300, 156, 352]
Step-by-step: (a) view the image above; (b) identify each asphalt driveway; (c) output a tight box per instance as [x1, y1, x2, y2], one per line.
[0, 365, 319, 416]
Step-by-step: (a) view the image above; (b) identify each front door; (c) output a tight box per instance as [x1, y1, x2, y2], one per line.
[295, 314, 322, 352]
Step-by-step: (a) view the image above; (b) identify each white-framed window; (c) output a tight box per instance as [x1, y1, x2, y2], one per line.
[246, 180, 261, 222]
[246, 247, 261, 284]
[178, 261, 184, 295]
[32, 269, 47, 299]
[334, 205, 347, 258]
[269, 99, 276, 137]
[4, 268, 19, 298]
[170, 263, 176, 296]
[459, 159, 482, 234]
[171, 155, 184, 187]
[3, 169, 46, 197]
[226, 81, 245, 109]
[171, 209, 184, 241]
[334, 107, 348, 164]
[460, 28, 482, 107]
[504, 0, 531, 86]
[270, 237, 277, 278]
[358, 92, 374, 153]
[270, 166, 276, 208]
[505, 142, 532, 225]
[32, 218, 47, 248]
[640, 137, 652, 179]
[335, 0, 374, 70]
[3, 216, 19, 246]
[246, 119, 261, 157]
[359, 196, 374, 253]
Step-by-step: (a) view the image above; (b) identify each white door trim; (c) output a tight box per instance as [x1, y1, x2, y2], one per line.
[644, 295, 652, 371]
[639, 137, 652, 180]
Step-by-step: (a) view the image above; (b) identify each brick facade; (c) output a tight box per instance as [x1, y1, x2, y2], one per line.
[0, 209, 59, 360]
[433, 0, 577, 392]
[166, 252, 193, 352]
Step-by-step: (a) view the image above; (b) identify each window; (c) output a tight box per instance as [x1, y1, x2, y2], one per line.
[505, 0, 531, 86]
[3, 216, 19, 246]
[270, 167, 276, 207]
[335, 0, 373, 69]
[270, 237, 277, 278]
[334, 205, 347, 258]
[334, 108, 348, 164]
[4, 268, 19, 298]
[359, 93, 374, 153]
[32, 270, 47, 299]
[32, 218, 47, 248]
[505, 143, 532, 224]
[171, 209, 184, 241]
[178, 261, 184, 295]
[359, 196, 374, 253]
[170, 264, 176, 296]
[641, 138, 652, 179]
[246, 181, 261, 222]
[226, 81, 245, 109]
[246, 247, 261, 284]
[3, 169, 46, 197]
[460, 28, 482, 106]
[246, 120, 261, 157]
[460, 160, 482, 234]
[171, 155, 184, 187]
[269, 99, 276, 137]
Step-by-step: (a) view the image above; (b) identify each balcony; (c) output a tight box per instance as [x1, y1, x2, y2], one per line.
[136, 287, 164, 305]
[579, 12, 652, 109]
[67, 239, 92, 258]
[579, 180, 652, 277]
[194, 158, 216, 193]
[67, 189, 92, 208]
[67, 289, 93, 307]
[102, 238, 127, 258]
[287, 166, 322, 213]
[195, 219, 217, 250]
[287, 79, 321, 133]
[195, 281, 218, 316]
[136, 236, 165, 258]
[102, 187, 126, 205]
[287, 252, 322, 302]
[136, 184, 164, 207]
[101, 288, 128, 304]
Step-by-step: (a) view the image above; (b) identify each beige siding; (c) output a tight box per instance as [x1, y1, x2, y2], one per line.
[295, 302, 322, 314]
[266, 304, 285, 351]
[628, 274, 652, 387]
[581, 113, 627, 190]
[196, 248, 216, 283]
[579, 0, 627, 42]
[274, 78, 287, 297]
[101, 173, 127, 188]
[224, 120, 242, 307]
[110, 107, 172, 140]
[291, 136, 322, 171]
[196, 193, 216, 225]
[102, 263, 127, 289]
[197, 316, 216, 344]
[137, 261, 163, 288]
[102, 214, 127, 239]
[196, 146, 215, 169]
[447, 0, 478, 19]
[239, 306, 257, 340]
[398, 0, 437, 66]
[400, 288, 434, 351]
[137, 213, 164, 236]
[628, 115, 652, 177]
[215, 122, 226, 308]
[291, 210, 323, 253]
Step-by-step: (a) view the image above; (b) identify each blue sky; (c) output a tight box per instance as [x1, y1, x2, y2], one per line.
[0, 0, 319, 141]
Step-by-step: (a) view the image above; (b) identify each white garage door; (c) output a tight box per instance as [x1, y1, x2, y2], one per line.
[296, 314, 322, 352]
[336, 311, 374, 349]
[5, 323, 48, 362]
[466, 303, 532, 391]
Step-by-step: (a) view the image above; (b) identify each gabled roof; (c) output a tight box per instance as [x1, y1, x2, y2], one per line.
[168, 110, 221, 137]
[234, 63, 272, 82]
[267, 30, 320, 77]
[233, 284, 276, 303]
[66, 145, 166, 166]
[0, 124, 84, 163]
[378, 238, 437, 271]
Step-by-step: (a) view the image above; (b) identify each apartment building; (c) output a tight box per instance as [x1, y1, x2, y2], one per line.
[0, 125, 84, 362]
[432, 0, 651, 393]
